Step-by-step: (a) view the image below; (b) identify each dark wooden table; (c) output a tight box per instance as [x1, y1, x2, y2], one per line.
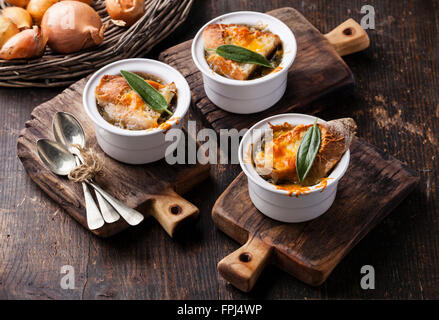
[1, 0, 438, 299]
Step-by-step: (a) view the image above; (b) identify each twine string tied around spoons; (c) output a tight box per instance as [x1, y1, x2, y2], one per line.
[68, 144, 104, 183]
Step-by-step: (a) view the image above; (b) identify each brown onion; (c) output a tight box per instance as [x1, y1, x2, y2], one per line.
[26, 0, 58, 25]
[105, 0, 144, 27]
[0, 17, 19, 48]
[41, 1, 105, 54]
[5, 0, 30, 8]
[2, 7, 33, 30]
[0, 26, 47, 59]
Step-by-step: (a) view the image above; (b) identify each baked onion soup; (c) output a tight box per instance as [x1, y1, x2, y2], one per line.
[252, 118, 357, 193]
[95, 73, 177, 130]
[203, 24, 283, 80]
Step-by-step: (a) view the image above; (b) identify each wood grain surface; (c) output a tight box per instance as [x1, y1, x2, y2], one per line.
[213, 137, 419, 290]
[159, 7, 355, 133]
[0, 0, 438, 299]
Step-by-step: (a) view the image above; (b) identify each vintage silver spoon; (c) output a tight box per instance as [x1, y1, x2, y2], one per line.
[37, 139, 105, 230]
[52, 112, 120, 224]
[37, 138, 144, 226]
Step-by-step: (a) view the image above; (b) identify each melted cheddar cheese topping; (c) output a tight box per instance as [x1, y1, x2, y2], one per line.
[95, 75, 176, 131]
[253, 122, 330, 189]
[254, 123, 308, 184]
[252, 119, 356, 196]
[203, 24, 282, 80]
[224, 26, 268, 54]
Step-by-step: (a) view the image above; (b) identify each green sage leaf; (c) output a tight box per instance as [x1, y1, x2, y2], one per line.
[120, 70, 172, 115]
[296, 119, 321, 183]
[207, 44, 273, 68]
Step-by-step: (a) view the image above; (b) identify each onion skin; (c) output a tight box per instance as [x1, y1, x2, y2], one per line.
[105, 0, 144, 27]
[41, 1, 105, 54]
[0, 26, 47, 60]
[0, 17, 19, 48]
[2, 7, 33, 30]
[5, 0, 30, 8]
[26, 0, 58, 25]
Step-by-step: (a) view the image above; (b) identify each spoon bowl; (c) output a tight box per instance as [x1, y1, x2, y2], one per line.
[37, 139, 76, 176]
[53, 112, 86, 152]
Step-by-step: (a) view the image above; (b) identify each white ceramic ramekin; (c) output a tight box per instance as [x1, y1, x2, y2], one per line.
[191, 11, 297, 114]
[239, 114, 350, 223]
[83, 58, 190, 164]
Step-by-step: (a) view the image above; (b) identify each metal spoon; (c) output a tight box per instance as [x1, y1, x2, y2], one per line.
[52, 112, 120, 224]
[37, 138, 144, 226]
[37, 139, 104, 231]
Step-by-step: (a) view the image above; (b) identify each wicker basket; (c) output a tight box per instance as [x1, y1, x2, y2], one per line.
[0, 0, 193, 87]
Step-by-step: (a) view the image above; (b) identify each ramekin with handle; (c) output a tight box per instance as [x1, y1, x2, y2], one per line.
[83, 58, 190, 164]
[191, 11, 297, 114]
[239, 113, 350, 223]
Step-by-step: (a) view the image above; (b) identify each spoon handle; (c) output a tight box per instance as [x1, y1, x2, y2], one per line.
[87, 181, 144, 226]
[73, 153, 120, 224]
[95, 190, 121, 224]
[75, 157, 104, 230]
[73, 148, 141, 225]
[82, 182, 105, 230]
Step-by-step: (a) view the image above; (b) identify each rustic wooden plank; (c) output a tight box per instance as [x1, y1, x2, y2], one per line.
[159, 7, 354, 133]
[213, 137, 419, 289]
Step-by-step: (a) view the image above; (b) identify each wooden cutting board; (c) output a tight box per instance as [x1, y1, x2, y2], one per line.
[159, 7, 369, 132]
[17, 78, 210, 238]
[212, 137, 419, 292]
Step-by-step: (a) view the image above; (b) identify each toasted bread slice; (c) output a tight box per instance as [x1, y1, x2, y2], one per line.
[254, 118, 357, 185]
[203, 24, 281, 80]
[95, 75, 176, 130]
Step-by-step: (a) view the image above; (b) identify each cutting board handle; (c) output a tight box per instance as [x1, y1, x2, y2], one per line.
[218, 236, 272, 292]
[324, 18, 370, 56]
[147, 188, 199, 237]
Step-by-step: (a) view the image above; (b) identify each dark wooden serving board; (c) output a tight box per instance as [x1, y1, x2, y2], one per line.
[159, 7, 369, 133]
[212, 137, 419, 291]
[17, 78, 210, 238]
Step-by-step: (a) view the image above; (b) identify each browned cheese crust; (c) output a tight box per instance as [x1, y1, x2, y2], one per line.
[203, 24, 281, 80]
[255, 118, 357, 185]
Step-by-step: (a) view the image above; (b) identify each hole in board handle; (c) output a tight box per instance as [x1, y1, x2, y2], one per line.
[170, 205, 182, 215]
[239, 252, 252, 263]
[343, 27, 354, 36]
